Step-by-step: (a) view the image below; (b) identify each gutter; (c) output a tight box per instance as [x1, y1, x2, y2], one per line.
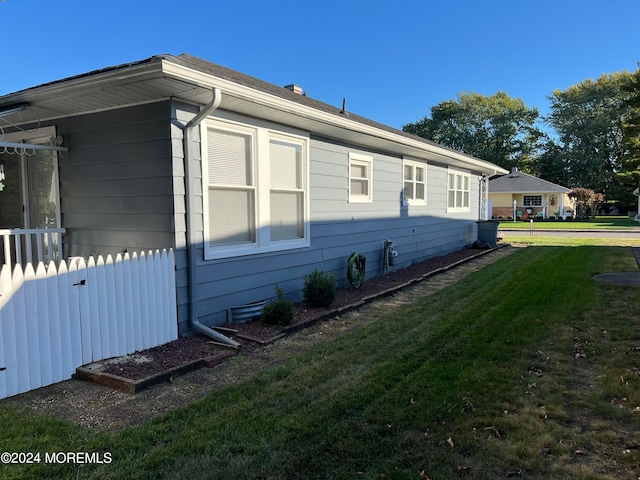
[161, 61, 509, 176]
[182, 87, 240, 348]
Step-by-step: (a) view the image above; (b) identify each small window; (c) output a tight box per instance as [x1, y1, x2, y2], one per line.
[447, 169, 471, 212]
[403, 159, 426, 205]
[349, 153, 373, 203]
[523, 195, 542, 207]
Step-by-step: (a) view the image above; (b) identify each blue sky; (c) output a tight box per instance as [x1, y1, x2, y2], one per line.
[1, 0, 638, 129]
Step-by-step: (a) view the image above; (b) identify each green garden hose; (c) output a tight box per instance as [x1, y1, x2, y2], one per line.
[347, 251, 366, 289]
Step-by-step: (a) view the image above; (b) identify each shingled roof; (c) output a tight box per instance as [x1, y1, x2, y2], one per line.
[0, 52, 508, 176]
[489, 168, 570, 193]
[164, 54, 480, 156]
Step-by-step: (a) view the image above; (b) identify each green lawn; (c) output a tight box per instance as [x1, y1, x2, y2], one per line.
[499, 215, 640, 230]
[505, 236, 640, 247]
[2, 244, 640, 479]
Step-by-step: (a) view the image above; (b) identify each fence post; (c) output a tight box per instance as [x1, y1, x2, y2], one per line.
[114, 254, 127, 357]
[86, 256, 101, 362]
[146, 251, 158, 349]
[24, 264, 41, 391]
[36, 262, 53, 388]
[122, 253, 135, 355]
[46, 261, 64, 384]
[130, 252, 143, 353]
[138, 252, 151, 350]
[94, 256, 110, 358]
[76, 258, 92, 365]
[67, 259, 83, 371]
[160, 250, 170, 345]
[57, 260, 74, 379]
[11, 266, 29, 394]
[168, 249, 178, 341]
[0, 264, 12, 398]
[0, 265, 19, 398]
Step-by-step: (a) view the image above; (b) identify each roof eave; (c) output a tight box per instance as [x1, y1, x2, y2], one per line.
[160, 59, 508, 176]
[0, 55, 508, 176]
[489, 189, 571, 194]
[0, 60, 164, 106]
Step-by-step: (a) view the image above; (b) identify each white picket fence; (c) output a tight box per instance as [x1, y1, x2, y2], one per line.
[0, 249, 178, 400]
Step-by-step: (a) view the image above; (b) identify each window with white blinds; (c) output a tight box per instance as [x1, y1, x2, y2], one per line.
[206, 127, 256, 246]
[269, 138, 304, 241]
[202, 117, 309, 259]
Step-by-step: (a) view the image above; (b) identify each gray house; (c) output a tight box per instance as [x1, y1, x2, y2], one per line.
[0, 53, 507, 338]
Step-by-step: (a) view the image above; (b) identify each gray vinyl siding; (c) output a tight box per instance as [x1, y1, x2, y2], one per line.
[170, 102, 199, 333]
[182, 109, 482, 332]
[56, 102, 176, 258]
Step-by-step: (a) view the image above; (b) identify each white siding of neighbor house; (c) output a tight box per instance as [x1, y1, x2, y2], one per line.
[177, 105, 481, 333]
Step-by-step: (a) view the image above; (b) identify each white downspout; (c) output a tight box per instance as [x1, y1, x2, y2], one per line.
[183, 88, 240, 348]
[478, 173, 492, 221]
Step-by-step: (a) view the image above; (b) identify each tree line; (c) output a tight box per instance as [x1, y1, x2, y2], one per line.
[403, 66, 640, 211]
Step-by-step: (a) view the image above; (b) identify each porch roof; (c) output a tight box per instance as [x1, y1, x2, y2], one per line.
[0, 53, 507, 177]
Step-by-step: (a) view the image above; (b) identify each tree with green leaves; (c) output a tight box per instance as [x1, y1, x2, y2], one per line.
[403, 91, 543, 172]
[617, 66, 640, 211]
[545, 71, 634, 202]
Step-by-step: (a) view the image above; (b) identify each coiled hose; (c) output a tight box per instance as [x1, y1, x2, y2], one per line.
[347, 251, 366, 289]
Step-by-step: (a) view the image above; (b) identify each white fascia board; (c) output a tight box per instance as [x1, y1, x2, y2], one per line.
[0, 63, 164, 105]
[161, 61, 508, 176]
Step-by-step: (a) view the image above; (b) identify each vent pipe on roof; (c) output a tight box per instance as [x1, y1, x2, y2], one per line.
[340, 98, 348, 116]
[509, 167, 519, 177]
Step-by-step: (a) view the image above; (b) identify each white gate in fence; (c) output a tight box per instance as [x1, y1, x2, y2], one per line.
[0, 249, 178, 400]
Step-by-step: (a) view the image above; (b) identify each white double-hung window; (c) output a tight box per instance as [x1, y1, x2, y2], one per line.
[447, 168, 471, 212]
[202, 115, 309, 259]
[349, 153, 373, 203]
[269, 135, 305, 242]
[403, 158, 426, 205]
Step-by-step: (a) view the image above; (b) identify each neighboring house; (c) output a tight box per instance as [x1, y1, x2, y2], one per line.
[489, 168, 572, 220]
[0, 53, 507, 338]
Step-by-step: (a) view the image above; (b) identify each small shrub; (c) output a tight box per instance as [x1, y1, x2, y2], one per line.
[262, 285, 294, 325]
[303, 269, 336, 307]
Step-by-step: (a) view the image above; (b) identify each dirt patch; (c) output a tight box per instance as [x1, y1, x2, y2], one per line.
[97, 334, 220, 381]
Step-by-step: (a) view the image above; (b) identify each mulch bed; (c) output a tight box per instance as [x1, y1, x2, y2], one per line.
[97, 246, 490, 382]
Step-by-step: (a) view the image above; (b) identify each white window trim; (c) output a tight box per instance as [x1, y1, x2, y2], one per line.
[201, 114, 310, 260]
[348, 152, 373, 203]
[523, 195, 542, 207]
[447, 168, 471, 213]
[1, 126, 62, 230]
[402, 158, 427, 206]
